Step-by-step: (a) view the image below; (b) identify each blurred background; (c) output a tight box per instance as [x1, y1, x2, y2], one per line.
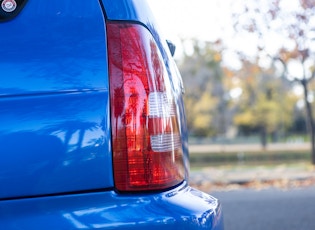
[148, 1, 315, 229]
[148, 0, 315, 166]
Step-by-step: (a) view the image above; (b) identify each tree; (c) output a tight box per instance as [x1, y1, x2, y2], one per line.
[231, 0, 315, 163]
[178, 40, 232, 137]
[234, 59, 297, 148]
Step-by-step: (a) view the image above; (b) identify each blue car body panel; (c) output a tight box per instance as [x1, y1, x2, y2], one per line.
[1, 0, 108, 95]
[0, 0, 224, 229]
[0, 92, 112, 198]
[0, 0, 113, 198]
[0, 184, 223, 230]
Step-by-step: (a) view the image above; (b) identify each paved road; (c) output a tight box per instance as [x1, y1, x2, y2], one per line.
[212, 187, 315, 230]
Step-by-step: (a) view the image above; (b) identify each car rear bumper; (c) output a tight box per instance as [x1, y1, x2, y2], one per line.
[0, 183, 223, 229]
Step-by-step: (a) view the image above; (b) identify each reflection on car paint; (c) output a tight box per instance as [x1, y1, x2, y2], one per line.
[0, 0, 107, 95]
[0, 183, 223, 229]
[0, 92, 113, 199]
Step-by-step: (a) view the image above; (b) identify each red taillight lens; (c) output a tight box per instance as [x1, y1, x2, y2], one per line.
[107, 22, 185, 192]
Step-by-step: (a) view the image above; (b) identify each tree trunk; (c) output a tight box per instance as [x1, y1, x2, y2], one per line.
[260, 125, 267, 150]
[301, 79, 315, 164]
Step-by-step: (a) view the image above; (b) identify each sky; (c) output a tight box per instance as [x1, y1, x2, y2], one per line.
[147, 0, 250, 60]
[147, 0, 315, 73]
[149, 0, 271, 74]
[147, 0, 302, 42]
[147, 0, 274, 69]
[147, 0, 229, 58]
[147, 0, 315, 104]
[147, 0, 233, 42]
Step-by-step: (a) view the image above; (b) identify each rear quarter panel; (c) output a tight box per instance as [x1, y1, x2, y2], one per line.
[0, 0, 113, 198]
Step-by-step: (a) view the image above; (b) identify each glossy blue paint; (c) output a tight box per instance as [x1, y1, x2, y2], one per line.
[0, 0, 113, 198]
[0, 0, 107, 95]
[0, 0, 224, 229]
[0, 184, 223, 230]
[0, 92, 113, 198]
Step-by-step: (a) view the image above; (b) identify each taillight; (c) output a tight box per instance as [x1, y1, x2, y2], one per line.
[107, 22, 185, 192]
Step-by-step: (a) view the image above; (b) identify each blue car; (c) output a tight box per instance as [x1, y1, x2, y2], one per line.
[0, 0, 223, 229]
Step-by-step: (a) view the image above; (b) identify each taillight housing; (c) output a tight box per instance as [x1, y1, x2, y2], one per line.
[107, 22, 185, 192]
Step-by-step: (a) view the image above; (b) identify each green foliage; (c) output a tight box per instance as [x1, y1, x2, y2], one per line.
[178, 39, 299, 142]
[191, 93, 217, 136]
[234, 61, 298, 137]
[179, 40, 228, 137]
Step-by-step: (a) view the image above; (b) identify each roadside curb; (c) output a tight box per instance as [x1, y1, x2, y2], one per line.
[189, 164, 315, 192]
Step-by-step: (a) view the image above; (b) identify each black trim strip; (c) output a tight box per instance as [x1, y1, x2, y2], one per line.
[0, 88, 108, 100]
[0, 187, 115, 202]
